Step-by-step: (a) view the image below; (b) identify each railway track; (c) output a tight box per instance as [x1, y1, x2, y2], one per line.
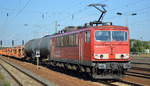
[119, 61, 150, 85]
[97, 62, 150, 86]
[131, 61, 150, 72]
[131, 67, 150, 72]
[126, 73, 150, 79]
[126, 69, 150, 80]
[0, 57, 55, 86]
[0, 56, 147, 86]
[110, 80, 143, 86]
[131, 62, 150, 65]
[40, 61, 143, 86]
[95, 79, 143, 86]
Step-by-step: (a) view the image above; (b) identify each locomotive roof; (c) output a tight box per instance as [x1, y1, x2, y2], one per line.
[93, 25, 128, 29]
[24, 25, 128, 42]
[62, 25, 128, 32]
[50, 25, 128, 38]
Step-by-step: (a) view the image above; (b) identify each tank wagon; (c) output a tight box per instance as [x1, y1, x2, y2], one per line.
[24, 36, 51, 60]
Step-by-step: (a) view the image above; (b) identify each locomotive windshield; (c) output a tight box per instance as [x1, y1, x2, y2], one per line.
[95, 31, 111, 41]
[95, 31, 128, 41]
[112, 31, 128, 41]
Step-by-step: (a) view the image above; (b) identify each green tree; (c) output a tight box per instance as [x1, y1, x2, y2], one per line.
[130, 39, 145, 52]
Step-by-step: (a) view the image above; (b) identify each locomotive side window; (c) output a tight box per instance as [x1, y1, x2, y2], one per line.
[69, 35, 73, 46]
[95, 31, 111, 41]
[60, 37, 63, 46]
[64, 35, 68, 46]
[56, 33, 77, 47]
[76, 34, 78, 45]
[73, 34, 76, 45]
[85, 31, 90, 42]
[69, 34, 77, 46]
[56, 37, 60, 47]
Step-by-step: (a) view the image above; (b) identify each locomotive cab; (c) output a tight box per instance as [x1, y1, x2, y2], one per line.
[89, 25, 131, 79]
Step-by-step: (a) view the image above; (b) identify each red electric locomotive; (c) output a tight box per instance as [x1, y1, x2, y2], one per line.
[48, 4, 131, 79]
[50, 24, 131, 79]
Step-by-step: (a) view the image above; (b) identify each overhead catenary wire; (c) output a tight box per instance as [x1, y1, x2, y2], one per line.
[105, 0, 150, 20]
[0, 0, 150, 21]
[0, 0, 32, 47]
[11, 0, 32, 22]
[56, 0, 109, 26]
[0, 0, 150, 42]
[107, 0, 147, 12]
[104, 4, 150, 21]
[1, 0, 32, 27]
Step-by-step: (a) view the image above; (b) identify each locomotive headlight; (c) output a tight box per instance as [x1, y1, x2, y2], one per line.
[115, 54, 129, 59]
[94, 54, 109, 59]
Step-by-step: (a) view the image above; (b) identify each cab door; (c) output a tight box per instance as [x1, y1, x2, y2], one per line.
[84, 31, 91, 61]
[79, 31, 91, 64]
[79, 32, 84, 64]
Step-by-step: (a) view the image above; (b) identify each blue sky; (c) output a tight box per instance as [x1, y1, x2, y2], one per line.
[0, 0, 150, 46]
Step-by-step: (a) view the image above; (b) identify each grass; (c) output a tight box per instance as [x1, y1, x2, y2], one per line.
[4, 81, 11, 86]
[132, 54, 150, 58]
[0, 73, 4, 80]
[0, 73, 11, 86]
[139, 54, 150, 57]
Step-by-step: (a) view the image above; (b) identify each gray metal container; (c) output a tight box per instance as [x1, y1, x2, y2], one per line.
[24, 35, 51, 59]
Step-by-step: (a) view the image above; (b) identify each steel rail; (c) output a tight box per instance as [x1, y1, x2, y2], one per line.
[0, 57, 56, 86]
